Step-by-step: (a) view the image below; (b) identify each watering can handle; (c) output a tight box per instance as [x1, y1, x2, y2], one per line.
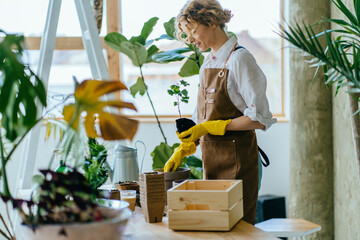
[135, 140, 146, 172]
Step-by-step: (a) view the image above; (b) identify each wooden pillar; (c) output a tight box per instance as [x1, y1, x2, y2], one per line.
[106, 0, 120, 81]
[289, 0, 333, 239]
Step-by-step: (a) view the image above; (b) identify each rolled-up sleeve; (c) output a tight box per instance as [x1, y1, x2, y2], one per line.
[231, 50, 277, 130]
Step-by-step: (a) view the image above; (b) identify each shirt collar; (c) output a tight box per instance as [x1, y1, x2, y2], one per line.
[211, 37, 237, 62]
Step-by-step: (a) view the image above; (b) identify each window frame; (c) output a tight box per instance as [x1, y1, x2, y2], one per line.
[24, 0, 286, 123]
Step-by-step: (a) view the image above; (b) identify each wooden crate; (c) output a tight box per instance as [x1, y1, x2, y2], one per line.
[167, 180, 243, 231]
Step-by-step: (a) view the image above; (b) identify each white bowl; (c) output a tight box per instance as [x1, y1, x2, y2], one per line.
[19, 205, 132, 240]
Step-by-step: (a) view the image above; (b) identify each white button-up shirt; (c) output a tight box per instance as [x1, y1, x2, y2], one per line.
[194, 37, 277, 130]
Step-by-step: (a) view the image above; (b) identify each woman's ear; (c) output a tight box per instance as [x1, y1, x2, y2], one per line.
[211, 24, 216, 30]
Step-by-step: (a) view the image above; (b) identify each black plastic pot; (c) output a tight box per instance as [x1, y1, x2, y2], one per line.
[175, 118, 196, 137]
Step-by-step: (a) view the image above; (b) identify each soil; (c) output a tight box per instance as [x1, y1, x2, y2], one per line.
[175, 118, 196, 138]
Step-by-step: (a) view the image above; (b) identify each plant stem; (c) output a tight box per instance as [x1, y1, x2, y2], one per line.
[0, 229, 11, 240]
[139, 67, 167, 144]
[5, 203, 15, 240]
[177, 95, 181, 118]
[0, 132, 10, 197]
[0, 213, 13, 240]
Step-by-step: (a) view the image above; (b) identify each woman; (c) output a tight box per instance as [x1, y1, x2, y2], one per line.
[164, 0, 277, 224]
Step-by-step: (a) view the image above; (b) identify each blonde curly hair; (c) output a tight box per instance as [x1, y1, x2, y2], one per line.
[176, 0, 232, 41]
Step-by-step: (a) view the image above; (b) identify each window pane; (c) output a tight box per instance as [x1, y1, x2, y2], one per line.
[25, 50, 94, 116]
[120, 0, 283, 116]
[0, 0, 108, 37]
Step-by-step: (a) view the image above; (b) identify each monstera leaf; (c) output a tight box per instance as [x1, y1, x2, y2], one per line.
[0, 31, 47, 141]
[63, 80, 138, 141]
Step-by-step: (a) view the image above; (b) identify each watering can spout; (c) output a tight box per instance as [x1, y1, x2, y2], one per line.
[111, 141, 146, 186]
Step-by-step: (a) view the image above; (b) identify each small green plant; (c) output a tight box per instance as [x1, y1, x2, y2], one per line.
[167, 79, 189, 118]
[83, 138, 108, 190]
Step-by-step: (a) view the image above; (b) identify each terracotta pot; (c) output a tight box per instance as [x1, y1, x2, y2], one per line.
[154, 167, 191, 191]
[19, 207, 131, 240]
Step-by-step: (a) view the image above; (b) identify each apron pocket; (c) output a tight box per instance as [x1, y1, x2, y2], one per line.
[200, 139, 238, 179]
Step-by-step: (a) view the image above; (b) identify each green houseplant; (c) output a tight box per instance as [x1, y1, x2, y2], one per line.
[0, 29, 138, 239]
[278, 0, 360, 175]
[83, 138, 109, 191]
[104, 17, 204, 179]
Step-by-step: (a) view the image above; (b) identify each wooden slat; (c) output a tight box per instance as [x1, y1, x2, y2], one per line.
[167, 200, 243, 231]
[25, 37, 107, 50]
[106, 0, 120, 81]
[167, 180, 243, 210]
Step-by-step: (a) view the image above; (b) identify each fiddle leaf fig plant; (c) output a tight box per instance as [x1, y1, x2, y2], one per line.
[105, 17, 168, 144]
[153, 17, 206, 77]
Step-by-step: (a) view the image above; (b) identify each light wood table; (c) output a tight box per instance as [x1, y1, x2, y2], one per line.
[255, 218, 321, 240]
[122, 208, 279, 240]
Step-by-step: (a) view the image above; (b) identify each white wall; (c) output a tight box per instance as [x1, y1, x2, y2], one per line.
[1, 120, 289, 239]
[7, 120, 290, 211]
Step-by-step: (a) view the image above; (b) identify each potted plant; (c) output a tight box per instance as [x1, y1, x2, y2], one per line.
[278, 0, 360, 176]
[83, 137, 109, 191]
[168, 79, 196, 134]
[104, 17, 204, 181]
[0, 29, 138, 240]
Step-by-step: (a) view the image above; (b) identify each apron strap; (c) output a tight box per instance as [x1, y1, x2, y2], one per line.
[258, 145, 270, 167]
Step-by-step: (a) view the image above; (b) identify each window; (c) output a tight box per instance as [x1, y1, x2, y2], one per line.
[0, 0, 118, 116]
[120, 0, 284, 117]
[1, 0, 284, 118]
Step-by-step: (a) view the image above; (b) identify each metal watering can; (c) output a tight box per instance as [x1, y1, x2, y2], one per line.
[110, 141, 146, 185]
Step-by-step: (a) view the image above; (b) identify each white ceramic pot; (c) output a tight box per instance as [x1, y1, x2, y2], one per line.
[19, 206, 132, 240]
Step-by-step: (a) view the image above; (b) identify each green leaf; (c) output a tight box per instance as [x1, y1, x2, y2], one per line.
[188, 166, 203, 179]
[151, 142, 180, 169]
[105, 33, 148, 66]
[146, 45, 160, 63]
[104, 32, 128, 52]
[331, 0, 359, 26]
[179, 53, 203, 77]
[141, 17, 159, 42]
[186, 155, 202, 168]
[164, 17, 176, 39]
[355, 0, 360, 25]
[129, 35, 146, 45]
[155, 34, 174, 41]
[130, 77, 147, 97]
[227, 31, 238, 40]
[120, 41, 148, 67]
[152, 48, 192, 63]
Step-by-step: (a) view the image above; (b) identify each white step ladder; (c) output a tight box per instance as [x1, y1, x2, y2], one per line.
[16, 0, 110, 192]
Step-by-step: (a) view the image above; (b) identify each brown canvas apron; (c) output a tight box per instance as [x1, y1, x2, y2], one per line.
[197, 45, 259, 224]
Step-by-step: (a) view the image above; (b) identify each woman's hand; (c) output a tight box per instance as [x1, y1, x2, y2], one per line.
[177, 119, 232, 142]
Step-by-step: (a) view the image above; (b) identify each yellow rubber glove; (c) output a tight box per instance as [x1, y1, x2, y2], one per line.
[164, 142, 197, 172]
[177, 119, 232, 142]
